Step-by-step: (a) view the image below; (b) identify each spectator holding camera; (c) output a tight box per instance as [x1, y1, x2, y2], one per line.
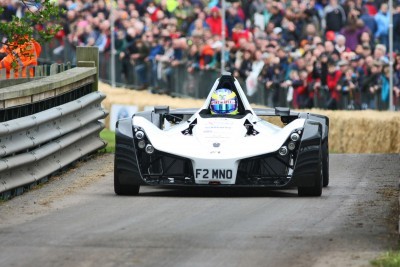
[361, 60, 382, 109]
[321, 58, 342, 110]
[337, 66, 358, 109]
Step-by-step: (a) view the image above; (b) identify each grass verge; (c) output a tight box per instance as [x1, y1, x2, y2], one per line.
[371, 251, 400, 267]
[100, 129, 115, 153]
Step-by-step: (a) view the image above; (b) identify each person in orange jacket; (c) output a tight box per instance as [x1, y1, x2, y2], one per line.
[0, 37, 42, 79]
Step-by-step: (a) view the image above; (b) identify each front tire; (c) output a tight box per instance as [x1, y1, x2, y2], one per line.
[298, 153, 323, 197]
[322, 140, 329, 187]
[114, 164, 140, 196]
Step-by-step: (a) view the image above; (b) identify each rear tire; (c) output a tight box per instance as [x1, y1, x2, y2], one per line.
[298, 153, 323, 197]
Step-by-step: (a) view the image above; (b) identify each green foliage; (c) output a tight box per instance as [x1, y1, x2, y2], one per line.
[371, 251, 400, 267]
[100, 129, 115, 153]
[0, 0, 64, 52]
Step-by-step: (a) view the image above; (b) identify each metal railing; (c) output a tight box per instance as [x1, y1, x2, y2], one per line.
[0, 47, 107, 199]
[38, 39, 400, 111]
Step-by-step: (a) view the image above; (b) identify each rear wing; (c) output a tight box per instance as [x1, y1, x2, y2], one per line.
[252, 108, 329, 141]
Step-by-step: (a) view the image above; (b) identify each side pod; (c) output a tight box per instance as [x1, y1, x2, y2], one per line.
[291, 120, 322, 187]
[114, 118, 145, 186]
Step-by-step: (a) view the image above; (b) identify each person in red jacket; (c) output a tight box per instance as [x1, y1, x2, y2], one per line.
[297, 64, 322, 109]
[295, 70, 309, 109]
[205, 7, 227, 37]
[321, 57, 342, 110]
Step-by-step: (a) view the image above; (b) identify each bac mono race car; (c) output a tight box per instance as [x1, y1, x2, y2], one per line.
[114, 73, 329, 196]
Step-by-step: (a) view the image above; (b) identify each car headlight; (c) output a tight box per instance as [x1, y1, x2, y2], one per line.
[135, 130, 144, 139]
[279, 146, 288, 156]
[138, 140, 146, 149]
[288, 142, 296, 151]
[145, 144, 155, 154]
[290, 133, 300, 141]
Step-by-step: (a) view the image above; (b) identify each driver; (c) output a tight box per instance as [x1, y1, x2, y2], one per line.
[210, 88, 239, 115]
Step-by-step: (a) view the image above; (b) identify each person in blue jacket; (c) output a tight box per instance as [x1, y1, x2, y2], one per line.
[374, 3, 390, 49]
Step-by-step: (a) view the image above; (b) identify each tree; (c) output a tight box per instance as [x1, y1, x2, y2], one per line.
[0, 0, 64, 69]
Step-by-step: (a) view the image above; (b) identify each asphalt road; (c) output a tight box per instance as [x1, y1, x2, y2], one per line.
[0, 154, 399, 267]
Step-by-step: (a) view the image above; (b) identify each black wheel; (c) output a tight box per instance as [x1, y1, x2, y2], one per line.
[114, 168, 140, 196]
[298, 152, 323, 197]
[322, 139, 329, 187]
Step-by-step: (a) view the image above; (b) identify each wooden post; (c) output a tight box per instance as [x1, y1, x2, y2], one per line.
[76, 46, 99, 91]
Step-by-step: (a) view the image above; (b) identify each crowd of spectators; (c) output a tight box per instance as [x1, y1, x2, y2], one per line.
[1, 0, 400, 110]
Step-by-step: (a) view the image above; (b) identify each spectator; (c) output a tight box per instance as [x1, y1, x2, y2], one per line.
[323, 0, 347, 33]
[360, 31, 375, 51]
[350, 55, 366, 92]
[226, 6, 244, 38]
[114, 29, 127, 56]
[198, 40, 214, 71]
[248, 0, 265, 26]
[95, 20, 110, 53]
[174, 0, 195, 34]
[283, 21, 301, 47]
[282, 69, 301, 108]
[337, 66, 358, 109]
[236, 49, 253, 81]
[302, 0, 322, 33]
[205, 7, 225, 36]
[301, 23, 318, 43]
[2, 0, 396, 110]
[373, 44, 388, 63]
[360, 7, 377, 36]
[361, 60, 382, 109]
[232, 23, 252, 46]
[147, 35, 165, 90]
[245, 50, 264, 97]
[322, 59, 342, 109]
[335, 34, 347, 53]
[340, 19, 369, 51]
[132, 39, 150, 89]
[119, 27, 138, 83]
[268, 2, 283, 28]
[186, 43, 200, 74]
[146, 1, 162, 23]
[393, 3, 400, 53]
[394, 55, 400, 109]
[343, 0, 361, 22]
[188, 18, 209, 37]
[361, 43, 372, 58]
[374, 3, 390, 48]
[363, 0, 378, 16]
[379, 64, 390, 110]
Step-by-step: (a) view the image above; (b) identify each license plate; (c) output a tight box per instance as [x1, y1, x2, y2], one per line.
[195, 169, 233, 179]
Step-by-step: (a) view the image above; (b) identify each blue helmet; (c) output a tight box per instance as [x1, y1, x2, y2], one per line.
[210, 88, 239, 115]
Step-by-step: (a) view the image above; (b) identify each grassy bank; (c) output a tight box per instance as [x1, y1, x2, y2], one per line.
[100, 129, 115, 153]
[372, 251, 400, 267]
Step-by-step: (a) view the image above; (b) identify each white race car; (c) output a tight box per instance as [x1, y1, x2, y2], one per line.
[114, 73, 329, 196]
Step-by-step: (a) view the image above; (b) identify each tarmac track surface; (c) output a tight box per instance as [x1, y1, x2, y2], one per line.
[0, 154, 399, 267]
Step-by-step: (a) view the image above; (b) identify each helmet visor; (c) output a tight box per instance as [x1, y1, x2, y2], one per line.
[210, 99, 237, 114]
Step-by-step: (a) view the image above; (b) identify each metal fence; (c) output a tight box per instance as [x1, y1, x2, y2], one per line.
[39, 39, 400, 110]
[0, 47, 107, 199]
